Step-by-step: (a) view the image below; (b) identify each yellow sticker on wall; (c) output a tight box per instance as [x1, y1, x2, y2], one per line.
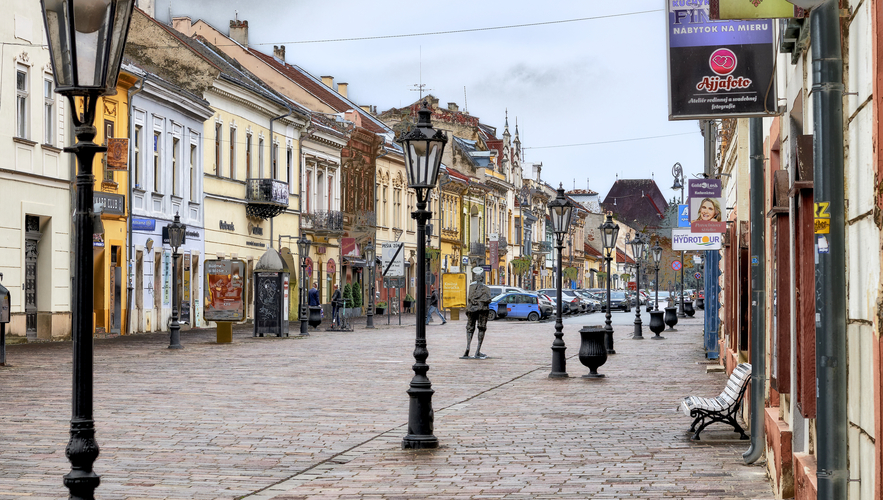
[814, 218, 830, 234]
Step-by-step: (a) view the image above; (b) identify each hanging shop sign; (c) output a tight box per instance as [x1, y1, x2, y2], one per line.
[106, 138, 129, 171]
[94, 192, 125, 216]
[204, 259, 246, 322]
[672, 228, 723, 251]
[688, 179, 726, 233]
[667, 1, 776, 119]
[709, 0, 804, 20]
[132, 218, 156, 231]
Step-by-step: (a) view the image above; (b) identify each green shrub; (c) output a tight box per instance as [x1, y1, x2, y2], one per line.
[351, 283, 363, 308]
[343, 283, 353, 306]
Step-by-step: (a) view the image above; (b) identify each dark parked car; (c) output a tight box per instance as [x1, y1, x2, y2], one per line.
[600, 291, 632, 312]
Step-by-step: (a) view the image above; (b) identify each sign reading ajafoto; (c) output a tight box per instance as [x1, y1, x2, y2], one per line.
[204, 259, 246, 322]
[667, 0, 777, 120]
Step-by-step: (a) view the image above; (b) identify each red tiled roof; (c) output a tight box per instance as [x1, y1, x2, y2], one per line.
[584, 244, 603, 258]
[247, 49, 388, 135]
[616, 248, 635, 265]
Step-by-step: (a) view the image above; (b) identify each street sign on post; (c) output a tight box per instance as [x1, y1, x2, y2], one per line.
[672, 260, 683, 271]
[381, 242, 405, 278]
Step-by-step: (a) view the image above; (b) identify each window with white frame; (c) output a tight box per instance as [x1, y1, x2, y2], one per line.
[245, 133, 252, 179]
[272, 141, 278, 180]
[103, 120, 115, 181]
[172, 137, 180, 197]
[286, 147, 293, 192]
[394, 188, 402, 228]
[214, 122, 221, 175]
[43, 78, 54, 145]
[229, 126, 236, 179]
[190, 142, 197, 200]
[258, 137, 264, 179]
[382, 185, 388, 226]
[153, 131, 161, 193]
[16, 67, 28, 139]
[133, 125, 142, 188]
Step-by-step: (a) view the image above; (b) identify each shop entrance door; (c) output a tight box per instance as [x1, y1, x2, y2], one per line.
[24, 215, 41, 340]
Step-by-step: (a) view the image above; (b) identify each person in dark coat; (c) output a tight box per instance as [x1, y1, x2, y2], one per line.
[330, 284, 342, 327]
[425, 286, 446, 325]
[308, 282, 320, 307]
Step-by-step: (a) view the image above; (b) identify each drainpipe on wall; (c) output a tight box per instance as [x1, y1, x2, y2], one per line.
[268, 103, 293, 250]
[743, 116, 766, 464]
[126, 75, 145, 335]
[703, 119, 720, 359]
[811, 0, 847, 495]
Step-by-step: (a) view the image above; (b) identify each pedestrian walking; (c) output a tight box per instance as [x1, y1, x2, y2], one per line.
[426, 286, 446, 325]
[308, 282, 320, 307]
[330, 284, 342, 328]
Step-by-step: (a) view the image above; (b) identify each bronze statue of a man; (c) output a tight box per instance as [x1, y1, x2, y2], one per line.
[464, 267, 492, 359]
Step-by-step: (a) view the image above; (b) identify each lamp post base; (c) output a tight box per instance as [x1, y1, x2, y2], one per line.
[632, 322, 644, 340]
[402, 383, 437, 450]
[550, 344, 568, 378]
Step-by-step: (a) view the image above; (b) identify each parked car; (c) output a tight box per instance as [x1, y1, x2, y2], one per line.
[573, 290, 601, 312]
[488, 293, 510, 321]
[490, 292, 548, 321]
[538, 292, 570, 315]
[488, 286, 526, 298]
[600, 291, 632, 312]
[539, 289, 587, 313]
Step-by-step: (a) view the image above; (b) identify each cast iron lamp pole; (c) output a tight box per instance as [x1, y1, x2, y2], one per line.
[652, 241, 662, 311]
[629, 233, 646, 340]
[39, 0, 135, 497]
[398, 101, 446, 449]
[548, 184, 574, 378]
[167, 214, 185, 349]
[297, 235, 311, 335]
[672, 162, 686, 318]
[365, 242, 375, 328]
[599, 213, 619, 354]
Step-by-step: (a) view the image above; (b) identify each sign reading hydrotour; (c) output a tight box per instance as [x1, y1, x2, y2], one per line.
[667, 0, 776, 120]
[688, 179, 726, 233]
[672, 229, 723, 250]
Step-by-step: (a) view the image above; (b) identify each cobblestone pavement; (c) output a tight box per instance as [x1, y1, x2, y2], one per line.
[0, 310, 772, 499]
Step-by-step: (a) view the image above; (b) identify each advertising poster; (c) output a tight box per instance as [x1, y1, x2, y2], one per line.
[688, 179, 726, 233]
[709, 0, 803, 20]
[181, 253, 191, 324]
[672, 228, 723, 251]
[204, 259, 246, 322]
[667, 0, 776, 119]
[162, 250, 171, 306]
[442, 273, 467, 309]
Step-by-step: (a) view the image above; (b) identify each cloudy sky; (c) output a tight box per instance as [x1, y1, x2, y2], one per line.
[156, 0, 703, 201]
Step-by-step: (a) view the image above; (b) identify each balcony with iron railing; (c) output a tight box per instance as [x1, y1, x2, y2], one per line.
[301, 210, 344, 234]
[469, 241, 486, 256]
[246, 178, 289, 219]
[534, 241, 552, 254]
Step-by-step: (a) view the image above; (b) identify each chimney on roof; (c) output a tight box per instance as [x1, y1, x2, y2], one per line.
[230, 19, 249, 46]
[171, 16, 192, 34]
[337, 82, 348, 98]
[321, 76, 334, 88]
[448, 102, 459, 112]
[273, 45, 285, 62]
[136, 0, 156, 18]
[360, 105, 377, 115]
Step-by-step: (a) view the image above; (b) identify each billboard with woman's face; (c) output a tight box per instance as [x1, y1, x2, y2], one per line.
[204, 259, 246, 322]
[689, 179, 726, 233]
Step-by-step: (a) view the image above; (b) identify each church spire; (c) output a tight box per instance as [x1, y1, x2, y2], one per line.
[503, 109, 511, 138]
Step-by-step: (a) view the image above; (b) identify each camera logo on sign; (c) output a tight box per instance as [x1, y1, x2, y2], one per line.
[710, 48, 737, 75]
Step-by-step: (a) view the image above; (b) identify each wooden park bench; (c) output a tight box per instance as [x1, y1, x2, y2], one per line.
[679, 363, 751, 440]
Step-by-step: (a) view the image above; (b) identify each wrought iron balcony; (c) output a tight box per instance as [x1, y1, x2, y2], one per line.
[302, 210, 344, 234]
[534, 241, 552, 254]
[469, 242, 486, 256]
[497, 236, 508, 256]
[246, 178, 289, 219]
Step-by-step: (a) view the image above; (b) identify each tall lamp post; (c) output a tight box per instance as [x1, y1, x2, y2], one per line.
[298, 235, 311, 335]
[39, 0, 135, 497]
[672, 162, 686, 318]
[397, 101, 447, 449]
[651, 241, 663, 311]
[599, 213, 620, 354]
[629, 233, 646, 340]
[365, 242, 375, 329]
[167, 214, 186, 349]
[548, 184, 574, 378]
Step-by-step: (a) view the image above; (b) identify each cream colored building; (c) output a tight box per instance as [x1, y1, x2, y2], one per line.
[0, 4, 72, 340]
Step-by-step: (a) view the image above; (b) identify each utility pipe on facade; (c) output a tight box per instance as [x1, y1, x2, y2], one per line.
[268, 103, 293, 250]
[703, 119, 720, 359]
[126, 75, 145, 334]
[743, 117, 766, 464]
[811, 0, 847, 495]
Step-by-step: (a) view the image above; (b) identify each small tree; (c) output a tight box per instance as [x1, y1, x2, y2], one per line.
[342, 283, 353, 308]
[351, 282, 363, 308]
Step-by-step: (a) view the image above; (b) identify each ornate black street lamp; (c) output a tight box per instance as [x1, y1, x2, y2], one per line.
[397, 101, 447, 449]
[599, 213, 620, 354]
[672, 162, 686, 318]
[167, 214, 185, 349]
[365, 242, 375, 329]
[297, 235, 311, 335]
[629, 233, 646, 340]
[651, 241, 663, 311]
[548, 184, 574, 378]
[39, 0, 135, 497]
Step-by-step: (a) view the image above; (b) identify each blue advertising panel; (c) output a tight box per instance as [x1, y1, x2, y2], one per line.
[667, 0, 776, 119]
[678, 204, 691, 228]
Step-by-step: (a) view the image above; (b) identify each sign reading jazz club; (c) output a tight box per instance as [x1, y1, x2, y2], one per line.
[667, 0, 776, 119]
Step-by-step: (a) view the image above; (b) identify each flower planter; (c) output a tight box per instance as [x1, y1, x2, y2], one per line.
[664, 306, 678, 331]
[649, 310, 665, 340]
[308, 306, 322, 328]
[578, 326, 608, 378]
[375, 307, 386, 315]
[683, 300, 695, 317]
[695, 297, 705, 310]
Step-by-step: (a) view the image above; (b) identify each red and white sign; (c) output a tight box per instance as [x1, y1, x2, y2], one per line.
[672, 260, 683, 271]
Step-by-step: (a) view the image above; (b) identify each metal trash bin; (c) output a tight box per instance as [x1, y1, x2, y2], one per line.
[0, 277, 10, 366]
